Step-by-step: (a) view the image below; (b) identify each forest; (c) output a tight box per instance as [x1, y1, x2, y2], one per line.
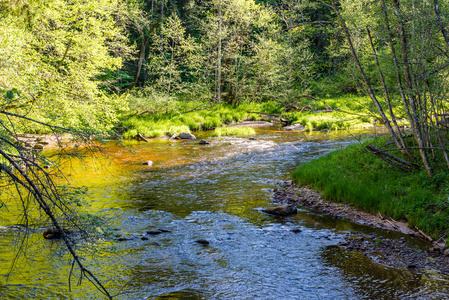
[2, 0, 449, 298]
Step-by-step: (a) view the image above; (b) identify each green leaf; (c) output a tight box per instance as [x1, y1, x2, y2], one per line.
[6, 90, 14, 99]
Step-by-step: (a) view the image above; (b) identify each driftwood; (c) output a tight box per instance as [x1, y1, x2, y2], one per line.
[415, 226, 434, 242]
[136, 133, 149, 142]
[366, 144, 419, 171]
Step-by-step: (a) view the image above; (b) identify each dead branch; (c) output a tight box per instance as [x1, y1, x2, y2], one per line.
[366, 144, 417, 171]
[313, 108, 340, 113]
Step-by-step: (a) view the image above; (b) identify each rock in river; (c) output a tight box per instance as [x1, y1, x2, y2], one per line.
[195, 239, 210, 245]
[179, 132, 196, 140]
[147, 230, 163, 235]
[262, 204, 297, 216]
[43, 226, 62, 239]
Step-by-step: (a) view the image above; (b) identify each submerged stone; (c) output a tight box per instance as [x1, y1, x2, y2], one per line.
[195, 239, 210, 245]
[262, 204, 297, 216]
[147, 230, 163, 235]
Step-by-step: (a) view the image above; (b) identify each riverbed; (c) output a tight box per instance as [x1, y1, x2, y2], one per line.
[1, 128, 449, 299]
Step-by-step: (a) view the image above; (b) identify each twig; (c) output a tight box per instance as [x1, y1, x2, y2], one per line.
[415, 226, 434, 242]
[386, 218, 399, 230]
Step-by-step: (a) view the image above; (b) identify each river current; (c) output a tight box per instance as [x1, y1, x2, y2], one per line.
[1, 128, 449, 299]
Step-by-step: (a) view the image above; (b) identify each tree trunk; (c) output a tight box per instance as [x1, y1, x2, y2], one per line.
[366, 27, 411, 157]
[392, 0, 433, 176]
[330, 0, 403, 157]
[218, 0, 222, 105]
[128, 17, 161, 90]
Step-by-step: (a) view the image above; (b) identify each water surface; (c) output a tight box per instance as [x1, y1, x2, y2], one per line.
[1, 129, 448, 299]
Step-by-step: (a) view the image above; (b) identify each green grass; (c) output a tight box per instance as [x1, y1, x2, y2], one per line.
[282, 94, 407, 132]
[119, 100, 283, 138]
[292, 136, 449, 243]
[119, 94, 393, 139]
[212, 127, 256, 137]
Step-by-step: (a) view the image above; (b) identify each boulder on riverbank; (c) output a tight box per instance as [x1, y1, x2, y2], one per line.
[282, 124, 305, 131]
[262, 204, 297, 216]
[170, 132, 196, 140]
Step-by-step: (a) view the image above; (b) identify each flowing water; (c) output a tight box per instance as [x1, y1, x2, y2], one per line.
[1, 128, 449, 299]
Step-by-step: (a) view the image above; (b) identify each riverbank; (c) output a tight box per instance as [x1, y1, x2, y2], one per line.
[272, 182, 449, 273]
[292, 136, 449, 244]
[119, 95, 380, 139]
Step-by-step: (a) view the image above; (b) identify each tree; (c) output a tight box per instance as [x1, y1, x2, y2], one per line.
[0, 0, 134, 297]
[0, 0, 131, 132]
[330, 0, 449, 176]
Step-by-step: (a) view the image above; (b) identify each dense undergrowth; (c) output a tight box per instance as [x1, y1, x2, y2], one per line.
[292, 136, 449, 243]
[120, 94, 385, 138]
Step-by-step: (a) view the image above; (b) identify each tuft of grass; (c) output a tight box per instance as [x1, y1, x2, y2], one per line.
[212, 127, 256, 137]
[292, 136, 449, 243]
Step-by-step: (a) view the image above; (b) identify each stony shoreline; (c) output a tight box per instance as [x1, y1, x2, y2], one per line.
[272, 182, 449, 274]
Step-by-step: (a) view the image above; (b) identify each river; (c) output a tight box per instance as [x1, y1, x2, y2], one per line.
[1, 128, 449, 299]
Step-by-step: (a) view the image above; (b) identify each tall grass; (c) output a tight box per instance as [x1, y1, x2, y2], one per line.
[292, 137, 449, 242]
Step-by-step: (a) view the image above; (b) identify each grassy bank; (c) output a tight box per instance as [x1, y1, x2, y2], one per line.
[120, 101, 271, 138]
[119, 95, 382, 139]
[292, 137, 449, 243]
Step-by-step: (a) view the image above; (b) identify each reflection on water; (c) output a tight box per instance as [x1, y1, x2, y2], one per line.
[1, 129, 449, 299]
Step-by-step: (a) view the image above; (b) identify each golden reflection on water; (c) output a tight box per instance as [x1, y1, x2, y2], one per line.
[3, 127, 446, 299]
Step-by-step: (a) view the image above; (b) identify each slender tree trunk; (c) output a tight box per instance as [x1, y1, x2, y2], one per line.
[434, 0, 449, 48]
[128, 17, 161, 90]
[168, 40, 174, 94]
[330, 0, 402, 154]
[393, 0, 433, 176]
[366, 27, 411, 157]
[428, 80, 449, 168]
[218, 0, 222, 105]
[379, 0, 414, 129]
